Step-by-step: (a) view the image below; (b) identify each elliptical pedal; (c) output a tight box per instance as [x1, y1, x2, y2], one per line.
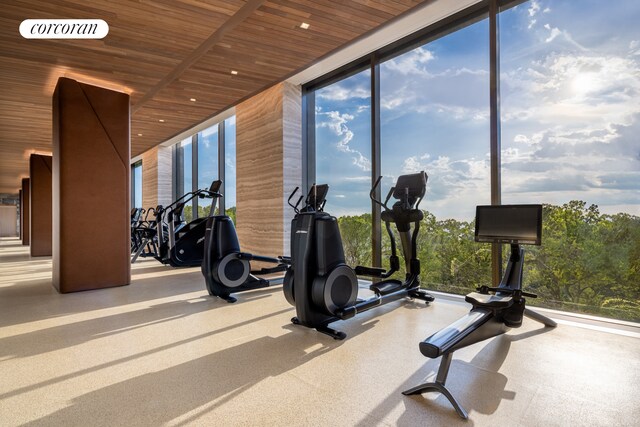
[369, 279, 404, 296]
[408, 288, 435, 302]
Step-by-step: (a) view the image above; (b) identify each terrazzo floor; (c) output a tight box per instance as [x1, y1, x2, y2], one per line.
[1, 237, 639, 426]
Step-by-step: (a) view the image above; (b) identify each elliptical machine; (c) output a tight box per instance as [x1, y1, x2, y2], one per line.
[403, 204, 557, 419]
[283, 171, 435, 340]
[152, 180, 221, 267]
[201, 183, 292, 303]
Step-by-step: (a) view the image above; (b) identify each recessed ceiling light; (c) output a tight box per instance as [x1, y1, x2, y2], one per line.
[300, 22, 310, 29]
[158, 119, 165, 123]
[190, 98, 196, 102]
[230, 70, 238, 75]
[137, 133, 143, 136]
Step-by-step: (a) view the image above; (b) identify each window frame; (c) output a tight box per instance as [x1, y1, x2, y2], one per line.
[302, 0, 500, 274]
[172, 119, 233, 218]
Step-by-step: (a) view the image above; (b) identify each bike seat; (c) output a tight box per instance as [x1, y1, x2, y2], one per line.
[465, 292, 513, 309]
[370, 279, 403, 296]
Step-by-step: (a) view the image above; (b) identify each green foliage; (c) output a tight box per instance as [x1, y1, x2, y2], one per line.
[337, 214, 372, 267]
[335, 201, 640, 322]
[226, 206, 236, 224]
[182, 205, 193, 223]
[182, 205, 236, 224]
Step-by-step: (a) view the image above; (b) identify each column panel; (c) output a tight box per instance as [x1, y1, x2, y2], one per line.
[281, 83, 302, 256]
[236, 84, 285, 260]
[52, 77, 130, 293]
[141, 145, 173, 210]
[29, 154, 52, 257]
[236, 82, 302, 261]
[20, 179, 29, 245]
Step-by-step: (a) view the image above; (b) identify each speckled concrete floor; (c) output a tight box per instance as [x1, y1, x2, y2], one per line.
[1, 237, 639, 426]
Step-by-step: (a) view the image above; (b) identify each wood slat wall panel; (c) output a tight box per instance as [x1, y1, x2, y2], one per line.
[0, 0, 426, 193]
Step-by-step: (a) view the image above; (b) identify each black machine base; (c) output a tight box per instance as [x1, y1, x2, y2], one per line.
[291, 317, 347, 340]
[402, 352, 468, 419]
[210, 274, 273, 303]
[408, 288, 435, 303]
[404, 308, 556, 419]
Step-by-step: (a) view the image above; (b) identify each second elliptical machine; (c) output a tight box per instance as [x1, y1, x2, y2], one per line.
[201, 182, 291, 303]
[283, 171, 435, 339]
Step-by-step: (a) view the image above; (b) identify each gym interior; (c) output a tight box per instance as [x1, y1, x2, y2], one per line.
[1, 0, 639, 425]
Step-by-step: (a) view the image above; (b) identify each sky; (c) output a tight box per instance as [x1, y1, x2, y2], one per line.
[315, 0, 640, 220]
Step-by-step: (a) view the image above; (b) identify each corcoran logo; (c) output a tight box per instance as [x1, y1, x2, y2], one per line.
[19, 19, 109, 39]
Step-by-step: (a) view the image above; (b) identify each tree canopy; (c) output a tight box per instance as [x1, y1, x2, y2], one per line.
[335, 201, 640, 322]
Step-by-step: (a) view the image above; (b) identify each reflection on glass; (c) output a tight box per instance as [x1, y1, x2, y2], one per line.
[500, 0, 640, 321]
[315, 69, 372, 267]
[380, 18, 491, 293]
[198, 125, 218, 217]
[133, 162, 142, 208]
[225, 116, 237, 223]
[180, 138, 193, 222]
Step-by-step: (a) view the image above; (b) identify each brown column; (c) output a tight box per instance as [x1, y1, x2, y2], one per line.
[235, 82, 302, 261]
[18, 189, 23, 239]
[21, 178, 29, 245]
[52, 77, 130, 293]
[29, 154, 52, 256]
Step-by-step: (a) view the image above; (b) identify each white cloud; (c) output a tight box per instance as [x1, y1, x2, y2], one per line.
[316, 110, 371, 171]
[383, 47, 435, 76]
[342, 176, 370, 182]
[502, 53, 640, 129]
[399, 153, 491, 214]
[527, 0, 541, 28]
[545, 26, 562, 43]
[402, 156, 422, 173]
[317, 85, 369, 101]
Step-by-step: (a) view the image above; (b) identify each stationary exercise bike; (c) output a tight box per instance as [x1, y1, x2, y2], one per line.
[403, 204, 557, 419]
[201, 183, 291, 303]
[283, 172, 435, 340]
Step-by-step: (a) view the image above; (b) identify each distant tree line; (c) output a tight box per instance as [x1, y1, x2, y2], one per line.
[337, 201, 640, 322]
[182, 205, 236, 224]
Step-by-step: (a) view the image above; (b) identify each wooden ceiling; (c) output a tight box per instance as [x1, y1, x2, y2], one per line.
[0, 0, 426, 193]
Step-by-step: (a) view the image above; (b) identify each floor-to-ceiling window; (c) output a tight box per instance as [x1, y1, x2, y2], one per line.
[380, 17, 491, 294]
[303, 0, 640, 322]
[198, 125, 218, 217]
[315, 69, 373, 267]
[177, 137, 194, 222]
[224, 116, 237, 223]
[131, 161, 142, 209]
[172, 115, 237, 223]
[499, 0, 640, 321]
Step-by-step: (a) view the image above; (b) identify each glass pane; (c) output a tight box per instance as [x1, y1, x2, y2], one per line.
[180, 138, 193, 222]
[198, 125, 218, 217]
[380, 18, 491, 294]
[225, 116, 237, 223]
[315, 69, 372, 267]
[500, 0, 640, 322]
[133, 162, 142, 209]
